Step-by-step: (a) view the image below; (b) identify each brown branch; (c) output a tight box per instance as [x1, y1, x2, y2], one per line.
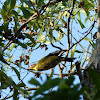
[29, 0, 38, 12]
[3, 40, 12, 51]
[67, 0, 76, 51]
[70, 33, 87, 53]
[61, 0, 76, 69]
[2, 87, 39, 100]
[98, 0, 100, 38]
[51, 42, 62, 50]
[4, 67, 86, 100]
[58, 64, 63, 78]
[25, 87, 39, 91]
[41, 69, 77, 77]
[3, 12, 38, 51]
[3, 0, 69, 51]
[76, 61, 89, 100]
[75, 61, 88, 100]
[62, 20, 96, 53]
[81, 42, 92, 68]
[58, 20, 96, 59]
[39, 1, 59, 13]
[75, 61, 83, 81]
[27, 66, 87, 77]
[2, 1, 55, 51]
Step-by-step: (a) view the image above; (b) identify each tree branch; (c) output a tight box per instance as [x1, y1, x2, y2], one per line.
[62, 20, 96, 53]
[60, 0, 76, 70]
[3, 0, 65, 51]
[2, 87, 39, 100]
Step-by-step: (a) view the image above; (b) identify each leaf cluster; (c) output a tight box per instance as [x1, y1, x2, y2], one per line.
[28, 76, 83, 100]
[0, 0, 98, 100]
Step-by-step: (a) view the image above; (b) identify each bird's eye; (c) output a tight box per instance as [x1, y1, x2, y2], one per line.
[30, 64, 35, 68]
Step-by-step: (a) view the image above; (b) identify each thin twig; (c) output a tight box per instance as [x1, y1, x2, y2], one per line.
[29, 0, 38, 12]
[39, 1, 59, 13]
[58, 64, 63, 78]
[75, 61, 83, 81]
[3, 0, 60, 51]
[81, 43, 91, 68]
[71, 33, 87, 52]
[51, 42, 62, 50]
[63, 20, 96, 52]
[3, 12, 38, 51]
[2, 87, 39, 100]
[61, 0, 76, 70]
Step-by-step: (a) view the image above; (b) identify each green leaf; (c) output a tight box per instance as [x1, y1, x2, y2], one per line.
[33, 78, 61, 97]
[0, 83, 10, 89]
[75, 50, 83, 53]
[85, 16, 91, 23]
[0, 38, 4, 47]
[84, 37, 91, 41]
[12, 67, 20, 80]
[34, 77, 81, 100]
[13, 89, 19, 100]
[71, 44, 77, 57]
[70, 64, 76, 72]
[56, 29, 65, 41]
[76, 18, 85, 29]
[3, 0, 10, 11]
[19, 89, 29, 98]
[20, 6, 32, 18]
[84, 37, 95, 47]
[29, 78, 41, 86]
[62, 1, 67, 6]
[7, 56, 14, 62]
[20, 0, 32, 7]
[17, 82, 26, 87]
[9, 43, 15, 51]
[89, 41, 95, 48]
[0, 70, 9, 80]
[7, 77, 16, 86]
[17, 41, 27, 49]
[26, 42, 36, 47]
[3, 0, 16, 13]
[59, 76, 75, 89]
[0, 53, 9, 65]
[36, 0, 45, 7]
[47, 28, 54, 43]
[12, 10, 19, 30]
[88, 68, 100, 90]
[25, 34, 36, 43]
[10, 0, 16, 10]
[80, 9, 87, 16]
[37, 29, 45, 42]
[78, 12, 81, 21]
[60, 18, 66, 25]
[37, 29, 50, 44]
[0, 71, 9, 89]
[0, 70, 17, 88]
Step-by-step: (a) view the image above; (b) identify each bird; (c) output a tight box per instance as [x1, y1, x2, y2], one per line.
[27, 50, 75, 71]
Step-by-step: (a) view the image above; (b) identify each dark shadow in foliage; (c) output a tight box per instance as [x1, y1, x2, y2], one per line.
[88, 68, 100, 100]
[28, 76, 84, 100]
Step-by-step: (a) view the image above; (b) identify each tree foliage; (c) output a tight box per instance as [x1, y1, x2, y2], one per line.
[0, 0, 99, 100]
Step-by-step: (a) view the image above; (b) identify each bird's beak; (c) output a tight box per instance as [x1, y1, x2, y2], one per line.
[27, 67, 30, 70]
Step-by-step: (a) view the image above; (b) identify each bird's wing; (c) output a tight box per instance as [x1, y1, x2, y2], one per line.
[36, 56, 62, 71]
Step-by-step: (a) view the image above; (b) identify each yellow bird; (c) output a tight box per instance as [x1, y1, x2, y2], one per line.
[28, 51, 75, 71]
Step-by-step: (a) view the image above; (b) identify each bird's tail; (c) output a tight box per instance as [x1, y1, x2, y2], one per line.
[48, 50, 61, 56]
[63, 57, 75, 62]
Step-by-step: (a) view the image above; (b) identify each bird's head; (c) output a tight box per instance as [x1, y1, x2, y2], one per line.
[27, 64, 36, 70]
